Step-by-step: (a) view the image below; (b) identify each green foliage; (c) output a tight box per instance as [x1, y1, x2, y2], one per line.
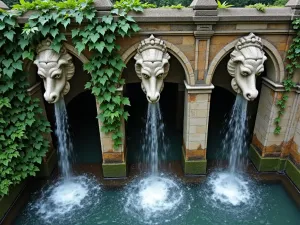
[114, 0, 154, 12]
[274, 18, 300, 134]
[273, 0, 288, 6]
[217, 0, 233, 9]
[0, 0, 141, 197]
[246, 3, 266, 12]
[0, 10, 50, 197]
[162, 3, 183, 9]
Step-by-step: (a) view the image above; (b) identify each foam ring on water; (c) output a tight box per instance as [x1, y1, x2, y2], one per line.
[124, 175, 188, 224]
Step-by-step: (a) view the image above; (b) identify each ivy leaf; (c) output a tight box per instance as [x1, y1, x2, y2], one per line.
[86, 11, 96, 21]
[75, 42, 85, 55]
[3, 67, 14, 78]
[0, 23, 5, 31]
[22, 51, 34, 60]
[12, 61, 23, 71]
[4, 17, 16, 26]
[38, 16, 48, 26]
[121, 23, 130, 33]
[4, 30, 15, 42]
[106, 44, 114, 53]
[111, 8, 119, 15]
[61, 18, 71, 29]
[2, 59, 13, 68]
[18, 38, 29, 50]
[131, 23, 140, 32]
[104, 92, 111, 101]
[122, 98, 130, 106]
[51, 28, 59, 38]
[96, 25, 107, 36]
[99, 76, 108, 85]
[91, 33, 100, 43]
[95, 41, 105, 53]
[75, 13, 84, 24]
[125, 16, 135, 23]
[102, 15, 113, 25]
[104, 34, 115, 43]
[109, 23, 117, 32]
[105, 68, 114, 77]
[40, 26, 50, 37]
[71, 29, 80, 38]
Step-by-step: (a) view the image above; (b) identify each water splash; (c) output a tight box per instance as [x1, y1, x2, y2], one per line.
[124, 175, 188, 224]
[207, 94, 250, 206]
[54, 98, 73, 178]
[27, 176, 101, 224]
[142, 103, 167, 174]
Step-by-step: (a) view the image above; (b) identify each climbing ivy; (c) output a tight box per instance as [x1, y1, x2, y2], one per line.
[274, 18, 299, 134]
[0, 10, 50, 197]
[0, 0, 142, 196]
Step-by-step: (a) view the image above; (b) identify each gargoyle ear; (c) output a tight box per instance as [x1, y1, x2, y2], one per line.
[135, 59, 143, 79]
[57, 59, 68, 67]
[162, 58, 170, 78]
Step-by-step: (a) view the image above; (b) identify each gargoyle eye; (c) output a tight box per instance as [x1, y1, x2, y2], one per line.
[52, 74, 61, 79]
[38, 74, 45, 79]
[241, 71, 249, 76]
[142, 73, 150, 79]
[157, 73, 163, 78]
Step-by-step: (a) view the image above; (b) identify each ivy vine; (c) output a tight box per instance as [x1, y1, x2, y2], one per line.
[0, 0, 143, 196]
[274, 18, 298, 134]
[0, 10, 50, 197]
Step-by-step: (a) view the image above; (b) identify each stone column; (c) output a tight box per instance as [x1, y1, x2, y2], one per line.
[250, 77, 297, 171]
[96, 86, 126, 178]
[27, 82, 56, 177]
[182, 81, 214, 175]
[176, 83, 185, 130]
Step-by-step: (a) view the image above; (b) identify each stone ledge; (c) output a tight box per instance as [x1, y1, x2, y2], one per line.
[182, 149, 207, 175]
[262, 77, 285, 92]
[184, 80, 214, 94]
[249, 145, 300, 190]
[102, 162, 127, 178]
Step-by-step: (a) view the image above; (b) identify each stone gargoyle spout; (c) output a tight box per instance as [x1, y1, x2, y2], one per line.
[227, 33, 267, 101]
[34, 39, 75, 103]
[134, 35, 170, 103]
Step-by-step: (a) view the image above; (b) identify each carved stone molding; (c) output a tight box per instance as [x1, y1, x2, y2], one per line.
[227, 33, 267, 101]
[34, 38, 75, 103]
[134, 35, 170, 103]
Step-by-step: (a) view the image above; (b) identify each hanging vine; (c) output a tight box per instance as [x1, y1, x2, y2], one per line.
[274, 18, 299, 134]
[0, 0, 143, 197]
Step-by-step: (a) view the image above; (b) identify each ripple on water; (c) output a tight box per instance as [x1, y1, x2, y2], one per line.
[124, 175, 190, 224]
[27, 175, 101, 224]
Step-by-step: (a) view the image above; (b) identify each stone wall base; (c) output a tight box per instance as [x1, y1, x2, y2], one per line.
[0, 181, 26, 219]
[249, 145, 300, 190]
[37, 148, 57, 177]
[102, 162, 127, 178]
[182, 148, 207, 175]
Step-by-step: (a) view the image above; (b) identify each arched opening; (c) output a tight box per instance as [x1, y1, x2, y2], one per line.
[207, 53, 266, 163]
[122, 55, 185, 171]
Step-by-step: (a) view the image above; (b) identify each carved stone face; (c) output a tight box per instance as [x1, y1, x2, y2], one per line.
[134, 35, 170, 103]
[136, 61, 168, 103]
[34, 39, 74, 103]
[234, 58, 264, 101]
[227, 33, 267, 101]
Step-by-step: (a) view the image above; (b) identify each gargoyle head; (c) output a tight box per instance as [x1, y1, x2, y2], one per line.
[34, 39, 75, 103]
[134, 35, 170, 103]
[227, 33, 267, 101]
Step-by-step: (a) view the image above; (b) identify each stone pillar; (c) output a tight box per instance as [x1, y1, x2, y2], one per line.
[182, 80, 214, 175]
[250, 77, 297, 171]
[27, 82, 57, 177]
[97, 86, 126, 178]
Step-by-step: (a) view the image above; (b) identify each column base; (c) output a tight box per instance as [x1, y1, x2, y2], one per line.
[182, 148, 207, 175]
[249, 145, 300, 190]
[37, 148, 57, 177]
[102, 162, 127, 178]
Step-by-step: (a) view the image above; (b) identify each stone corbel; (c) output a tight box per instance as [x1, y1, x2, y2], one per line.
[184, 80, 214, 94]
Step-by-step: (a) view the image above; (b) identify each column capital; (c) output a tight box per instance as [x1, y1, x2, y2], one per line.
[184, 80, 214, 94]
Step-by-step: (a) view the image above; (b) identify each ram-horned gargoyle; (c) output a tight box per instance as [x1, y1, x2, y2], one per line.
[34, 38, 75, 103]
[134, 35, 170, 103]
[227, 33, 267, 101]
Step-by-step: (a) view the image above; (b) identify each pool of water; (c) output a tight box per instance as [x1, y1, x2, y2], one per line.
[14, 172, 300, 225]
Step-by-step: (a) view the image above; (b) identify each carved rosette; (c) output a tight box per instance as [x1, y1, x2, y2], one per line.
[227, 33, 267, 101]
[134, 35, 170, 103]
[34, 38, 75, 103]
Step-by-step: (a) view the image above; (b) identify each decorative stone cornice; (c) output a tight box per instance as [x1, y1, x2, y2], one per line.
[27, 82, 41, 96]
[262, 77, 285, 92]
[93, 0, 112, 11]
[286, 0, 300, 9]
[184, 80, 214, 94]
[190, 0, 218, 10]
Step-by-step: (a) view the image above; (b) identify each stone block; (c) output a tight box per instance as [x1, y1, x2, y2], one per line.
[189, 133, 206, 142]
[183, 36, 195, 45]
[190, 109, 208, 118]
[102, 162, 127, 178]
[190, 102, 208, 110]
[190, 118, 207, 126]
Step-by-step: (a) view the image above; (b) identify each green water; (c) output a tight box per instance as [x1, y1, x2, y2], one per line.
[15, 175, 300, 225]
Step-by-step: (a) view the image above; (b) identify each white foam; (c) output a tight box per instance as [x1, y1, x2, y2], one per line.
[125, 175, 185, 224]
[208, 172, 251, 206]
[31, 175, 101, 222]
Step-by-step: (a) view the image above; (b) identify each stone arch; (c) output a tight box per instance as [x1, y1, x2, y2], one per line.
[206, 37, 285, 85]
[121, 40, 195, 85]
